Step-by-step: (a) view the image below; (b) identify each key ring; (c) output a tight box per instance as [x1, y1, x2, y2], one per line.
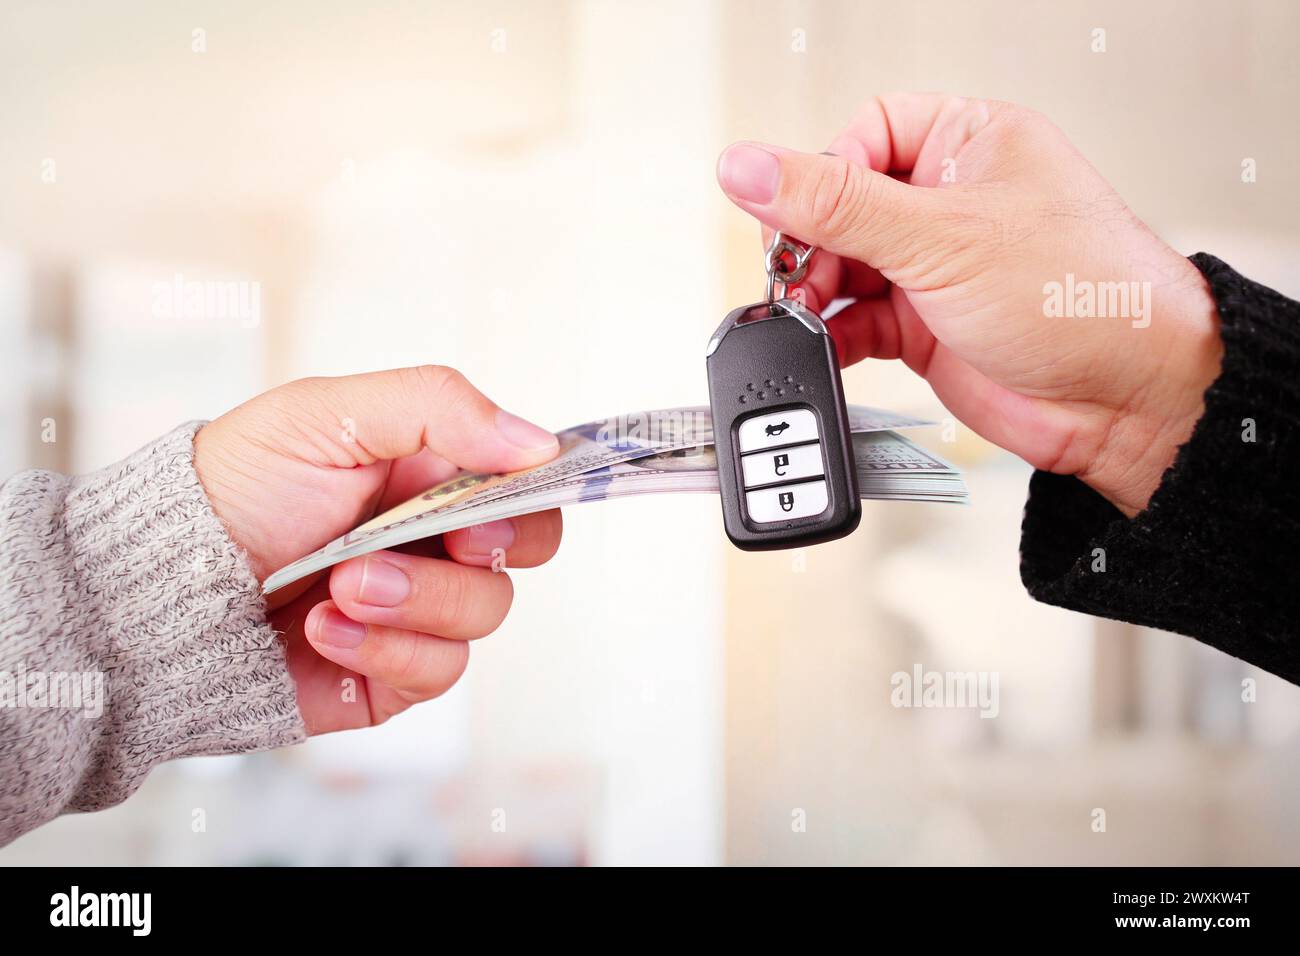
[765, 231, 817, 303]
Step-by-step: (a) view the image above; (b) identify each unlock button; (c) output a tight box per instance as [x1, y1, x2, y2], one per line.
[745, 480, 829, 523]
[740, 442, 824, 488]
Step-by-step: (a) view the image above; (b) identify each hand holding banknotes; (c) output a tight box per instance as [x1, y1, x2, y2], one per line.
[717, 92, 1224, 518]
[193, 366, 563, 734]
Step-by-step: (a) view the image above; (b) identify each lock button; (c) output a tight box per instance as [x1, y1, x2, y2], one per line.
[744, 479, 830, 523]
[736, 408, 820, 453]
[740, 441, 824, 488]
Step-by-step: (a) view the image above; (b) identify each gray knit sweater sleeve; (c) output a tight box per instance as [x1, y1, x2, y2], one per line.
[0, 422, 306, 846]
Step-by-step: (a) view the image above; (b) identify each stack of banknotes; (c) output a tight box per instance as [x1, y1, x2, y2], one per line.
[264, 405, 967, 592]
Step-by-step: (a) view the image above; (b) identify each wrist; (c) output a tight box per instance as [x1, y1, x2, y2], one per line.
[193, 422, 273, 582]
[65, 423, 306, 799]
[1080, 262, 1223, 517]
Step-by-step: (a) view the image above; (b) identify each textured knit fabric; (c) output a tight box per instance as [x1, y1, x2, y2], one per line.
[1021, 253, 1300, 684]
[0, 422, 306, 846]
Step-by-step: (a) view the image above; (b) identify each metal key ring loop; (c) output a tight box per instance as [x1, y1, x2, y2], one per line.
[765, 231, 817, 302]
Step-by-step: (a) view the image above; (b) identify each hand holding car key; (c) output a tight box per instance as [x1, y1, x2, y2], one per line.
[705, 232, 861, 550]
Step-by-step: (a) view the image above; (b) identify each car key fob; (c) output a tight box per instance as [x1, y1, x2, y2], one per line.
[705, 296, 860, 550]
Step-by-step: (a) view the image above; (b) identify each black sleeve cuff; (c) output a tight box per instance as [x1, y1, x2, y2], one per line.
[1019, 253, 1300, 684]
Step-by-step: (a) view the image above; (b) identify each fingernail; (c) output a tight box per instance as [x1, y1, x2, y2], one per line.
[464, 519, 516, 560]
[357, 556, 411, 607]
[316, 609, 367, 648]
[496, 409, 558, 453]
[718, 143, 780, 205]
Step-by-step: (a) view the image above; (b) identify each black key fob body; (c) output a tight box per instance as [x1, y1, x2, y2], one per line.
[705, 297, 861, 550]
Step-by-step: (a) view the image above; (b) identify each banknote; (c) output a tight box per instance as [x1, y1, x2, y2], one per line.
[342, 403, 929, 535]
[263, 404, 932, 591]
[264, 418, 962, 593]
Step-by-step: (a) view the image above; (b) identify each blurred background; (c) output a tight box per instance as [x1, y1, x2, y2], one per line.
[2, 0, 1298, 865]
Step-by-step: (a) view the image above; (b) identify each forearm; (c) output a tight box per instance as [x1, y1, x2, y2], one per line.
[1021, 253, 1300, 682]
[0, 423, 305, 846]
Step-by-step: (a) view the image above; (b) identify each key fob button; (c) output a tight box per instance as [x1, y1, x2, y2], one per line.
[740, 441, 824, 488]
[706, 297, 861, 549]
[744, 479, 829, 523]
[736, 408, 819, 452]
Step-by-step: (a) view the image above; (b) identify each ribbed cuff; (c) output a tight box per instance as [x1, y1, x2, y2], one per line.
[1019, 254, 1300, 683]
[62, 422, 306, 809]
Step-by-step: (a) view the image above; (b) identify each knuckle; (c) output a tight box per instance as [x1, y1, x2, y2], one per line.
[434, 640, 471, 691]
[1014, 103, 1049, 127]
[391, 637, 469, 703]
[415, 364, 483, 421]
[388, 636, 426, 691]
[407, 363, 460, 400]
[426, 565, 472, 628]
[287, 373, 327, 393]
[427, 640, 471, 692]
[1000, 102, 1052, 143]
[806, 159, 868, 237]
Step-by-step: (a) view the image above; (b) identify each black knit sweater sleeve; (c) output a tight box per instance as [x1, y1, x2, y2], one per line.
[1019, 253, 1300, 684]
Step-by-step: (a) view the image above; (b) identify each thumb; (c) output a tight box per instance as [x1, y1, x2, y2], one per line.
[286, 364, 559, 473]
[716, 143, 954, 273]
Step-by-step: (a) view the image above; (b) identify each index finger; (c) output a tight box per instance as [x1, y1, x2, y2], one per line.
[830, 92, 994, 189]
[831, 92, 963, 176]
[286, 365, 559, 475]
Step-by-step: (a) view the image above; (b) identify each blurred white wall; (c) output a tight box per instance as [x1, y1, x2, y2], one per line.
[716, 0, 1300, 865]
[0, 0, 727, 866]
